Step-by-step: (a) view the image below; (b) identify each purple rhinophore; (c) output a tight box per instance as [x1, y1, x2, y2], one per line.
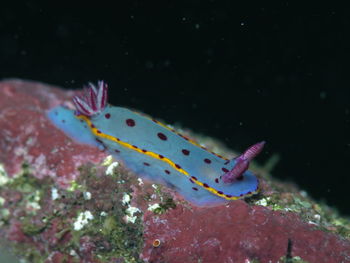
[242, 141, 265, 161]
[73, 81, 108, 116]
[222, 141, 265, 184]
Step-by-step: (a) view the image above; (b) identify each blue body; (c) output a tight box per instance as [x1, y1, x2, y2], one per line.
[48, 105, 259, 206]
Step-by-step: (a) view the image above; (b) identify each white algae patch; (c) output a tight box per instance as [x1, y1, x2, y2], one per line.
[74, 211, 94, 231]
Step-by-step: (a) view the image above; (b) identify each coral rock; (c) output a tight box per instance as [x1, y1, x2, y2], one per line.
[0, 80, 349, 263]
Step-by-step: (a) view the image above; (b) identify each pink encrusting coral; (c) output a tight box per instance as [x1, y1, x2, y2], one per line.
[0, 80, 349, 263]
[0, 79, 107, 187]
[141, 201, 349, 263]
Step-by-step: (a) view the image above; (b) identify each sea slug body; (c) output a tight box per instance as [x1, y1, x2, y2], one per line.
[47, 81, 264, 206]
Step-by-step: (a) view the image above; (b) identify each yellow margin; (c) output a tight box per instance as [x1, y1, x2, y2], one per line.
[76, 114, 258, 200]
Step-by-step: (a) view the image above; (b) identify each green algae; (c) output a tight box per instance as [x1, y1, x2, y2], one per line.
[150, 197, 176, 215]
[0, 160, 145, 263]
[279, 255, 310, 263]
[143, 183, 177, 214]
[67, 205, 143, 262]
[66, 163, 145, 263]
[253, 189, 350, 239]
[21, 219, 47, 236]
[0, 163, 47, 224]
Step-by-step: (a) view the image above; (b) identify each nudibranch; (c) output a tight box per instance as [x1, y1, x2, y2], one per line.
[48, 81, 265, 206]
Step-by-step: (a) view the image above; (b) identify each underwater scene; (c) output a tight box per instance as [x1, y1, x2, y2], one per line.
[0, 2, 349, 263]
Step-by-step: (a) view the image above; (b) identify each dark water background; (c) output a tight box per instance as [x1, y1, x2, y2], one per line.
[1, 2, 349, 215]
